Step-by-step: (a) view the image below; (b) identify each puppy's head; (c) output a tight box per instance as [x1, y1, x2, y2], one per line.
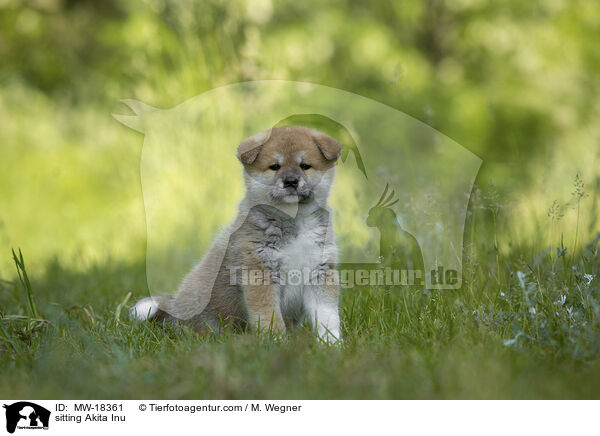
[237, 126, 342, 205]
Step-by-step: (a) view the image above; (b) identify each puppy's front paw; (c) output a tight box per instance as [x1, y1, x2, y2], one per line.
[317, 328, 343, 345]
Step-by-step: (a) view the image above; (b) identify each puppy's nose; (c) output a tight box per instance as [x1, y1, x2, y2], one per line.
[283, 176, 299, 189]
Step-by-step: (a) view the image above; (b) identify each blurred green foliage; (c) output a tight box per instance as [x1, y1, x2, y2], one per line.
[2, 0, 599, 156]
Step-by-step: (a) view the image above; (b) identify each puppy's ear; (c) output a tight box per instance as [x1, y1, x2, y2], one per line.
[237, 130, 270, 164]
[311, 130, 342, 161]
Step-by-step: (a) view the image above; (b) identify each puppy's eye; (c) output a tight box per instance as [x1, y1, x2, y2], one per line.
[269, 164, 281, 171]
[300, 163, 311, 171]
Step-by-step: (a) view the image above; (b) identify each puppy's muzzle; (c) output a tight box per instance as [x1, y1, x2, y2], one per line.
[283, 176, 299, 189]
[272, 170, 311, 201]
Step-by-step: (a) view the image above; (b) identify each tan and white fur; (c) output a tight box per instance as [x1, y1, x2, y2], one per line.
[131, 126, 342, 343]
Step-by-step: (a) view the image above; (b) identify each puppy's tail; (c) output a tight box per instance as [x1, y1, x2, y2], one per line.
[130, 297, 159, 321]
[130, 296, 176, 323]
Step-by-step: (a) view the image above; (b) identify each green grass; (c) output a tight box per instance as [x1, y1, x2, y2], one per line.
[1, 202, 599, 399]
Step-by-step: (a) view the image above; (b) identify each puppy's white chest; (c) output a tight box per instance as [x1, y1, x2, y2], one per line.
[277, 215, 327, 317]
[279, 215, 324, 271]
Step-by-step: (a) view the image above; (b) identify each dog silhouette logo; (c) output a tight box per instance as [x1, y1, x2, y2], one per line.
[114, 80, 481, 293]
[3, 402, 50, 433]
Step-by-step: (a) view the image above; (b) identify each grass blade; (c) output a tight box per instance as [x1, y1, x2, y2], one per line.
[12, 248, 39, 319]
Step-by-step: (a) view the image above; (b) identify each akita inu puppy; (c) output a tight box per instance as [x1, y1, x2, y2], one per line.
[131, 126, 342, 342]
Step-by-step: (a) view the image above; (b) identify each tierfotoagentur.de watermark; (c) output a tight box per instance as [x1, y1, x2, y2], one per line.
[229, 266, 458, 288]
